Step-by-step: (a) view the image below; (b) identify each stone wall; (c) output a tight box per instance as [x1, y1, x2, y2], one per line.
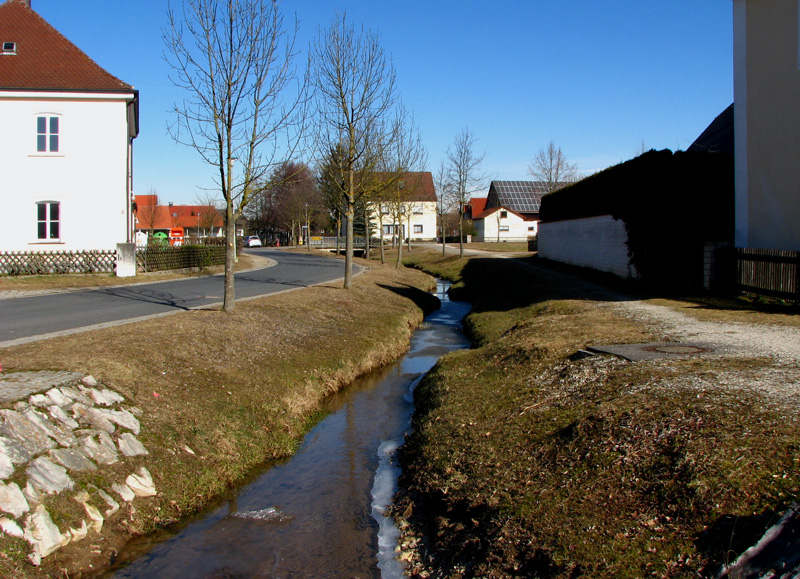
[538, 215, 637, 279]
[0, 372, 156, 566]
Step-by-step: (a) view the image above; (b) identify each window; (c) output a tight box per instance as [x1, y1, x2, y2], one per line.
[500, 210, 508, 219]
[2, 42, 16, 55]
[413, 224, 423, 234]
[528, 226, 535, 232]
[383, 224, 394, 235]
[36, 116, 59, 152]
[36, 201, 60, 240]
[499, 225, 509, 232]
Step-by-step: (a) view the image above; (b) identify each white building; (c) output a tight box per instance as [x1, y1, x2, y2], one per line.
[473, 207, 536, 242]
[733, 0, 800, 250]
[0, 0, 139, 252]
[370, 172, 437, 242]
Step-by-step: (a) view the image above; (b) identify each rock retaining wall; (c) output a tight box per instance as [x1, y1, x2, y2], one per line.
[0, 372, 155, 566]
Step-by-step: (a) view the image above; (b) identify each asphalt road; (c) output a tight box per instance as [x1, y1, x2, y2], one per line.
[0, 249, 354, 347]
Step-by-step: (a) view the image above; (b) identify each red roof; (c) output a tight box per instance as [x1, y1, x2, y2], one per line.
[373, 172, 436, 202]
[134, 199, 224, 231]
[468, 197, 488, 219]
[0, 0, 134, 92]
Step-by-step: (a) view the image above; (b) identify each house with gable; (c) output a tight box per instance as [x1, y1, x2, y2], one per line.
[133, 195, 224, 243]
[733, 0, 800, 250]
[0, 0, 139, 253]
[471, 181, 545, 241]
[369, 171, 437, 242]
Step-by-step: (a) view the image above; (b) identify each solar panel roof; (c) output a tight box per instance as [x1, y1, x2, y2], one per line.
[488, 181, 547, 213]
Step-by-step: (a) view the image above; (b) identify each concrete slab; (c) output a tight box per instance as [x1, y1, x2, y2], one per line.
[587, 343, 716, 362]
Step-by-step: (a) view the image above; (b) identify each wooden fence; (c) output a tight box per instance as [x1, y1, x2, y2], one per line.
[737, 248, 800, 301]
[0, 250, 116, 275]
[0, 244, 228, 276]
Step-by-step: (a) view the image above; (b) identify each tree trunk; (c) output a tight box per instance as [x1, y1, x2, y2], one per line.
[458, 211, 464, 258]
[223, 203, 237, 312]
[344, 197, 354, 289]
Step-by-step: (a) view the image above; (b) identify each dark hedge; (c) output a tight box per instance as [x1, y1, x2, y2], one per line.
[539, 149, 734, 289]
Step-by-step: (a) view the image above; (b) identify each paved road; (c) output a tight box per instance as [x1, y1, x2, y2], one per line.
[0, 249, 354, 347]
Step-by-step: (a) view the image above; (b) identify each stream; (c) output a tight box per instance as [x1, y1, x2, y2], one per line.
[106, 281, 471, 578]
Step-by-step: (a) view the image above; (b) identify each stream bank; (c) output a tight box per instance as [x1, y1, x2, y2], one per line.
[0, 261, 438, 578]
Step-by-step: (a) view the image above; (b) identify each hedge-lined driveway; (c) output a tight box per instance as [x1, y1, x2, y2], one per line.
[0, 250, 354, 348]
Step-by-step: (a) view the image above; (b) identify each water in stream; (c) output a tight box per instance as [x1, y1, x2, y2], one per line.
[108, 281, 470, 578]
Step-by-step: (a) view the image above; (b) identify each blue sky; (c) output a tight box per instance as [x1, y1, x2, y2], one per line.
[31, 0, 733, 204]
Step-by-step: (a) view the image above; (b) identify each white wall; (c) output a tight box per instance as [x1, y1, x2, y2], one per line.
[538, 215, 637, 279]
[734, 0, 800, 250]
[475, 210, 537, 242]
[371, 201, 437, 241]
[0, 92, 133, 252]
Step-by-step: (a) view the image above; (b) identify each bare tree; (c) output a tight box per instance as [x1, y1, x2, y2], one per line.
[433, 161, 456, 256]
[444, 127, 486, 258]
[310, 12, 397, 289]
[164, 0, 308, 311]
[528, 140, 578, 194]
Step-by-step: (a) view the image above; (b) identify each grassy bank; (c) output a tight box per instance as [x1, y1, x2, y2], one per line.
[395, 251, 800, 578]
[0, 256, 438, 578]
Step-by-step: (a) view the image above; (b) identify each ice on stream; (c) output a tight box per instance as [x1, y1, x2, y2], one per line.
[230, 507, 293, 523]
[372, 437, 405, 579]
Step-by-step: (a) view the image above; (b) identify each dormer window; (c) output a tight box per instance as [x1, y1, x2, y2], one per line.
[2, 42, 16, 55]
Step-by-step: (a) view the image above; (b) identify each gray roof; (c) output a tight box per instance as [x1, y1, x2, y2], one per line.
[487, 181, 548, 213]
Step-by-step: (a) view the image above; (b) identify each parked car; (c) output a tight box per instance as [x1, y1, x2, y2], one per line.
[244, 235, 262, 247]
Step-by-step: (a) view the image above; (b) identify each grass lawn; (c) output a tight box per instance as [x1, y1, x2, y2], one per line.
[395, 250, 800, 579]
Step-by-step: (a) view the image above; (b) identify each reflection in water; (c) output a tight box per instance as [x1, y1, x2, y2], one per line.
[108, 282, 470, 578]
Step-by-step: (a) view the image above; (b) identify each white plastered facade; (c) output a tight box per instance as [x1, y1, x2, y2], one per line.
[0, 90, 135, 252]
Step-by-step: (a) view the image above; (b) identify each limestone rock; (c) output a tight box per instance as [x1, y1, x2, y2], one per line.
[98, 431, 117, 454]
[82, 502, 103, 533]
[89, 388, 125, 406]
[118, 433, 149, 457]
[0, 409, 57, 456]
[28, 394, 51, 408]
[0, 435, 32, 465]
[111, 483, 136, 502]
[81, 375, 98, 387]
[78, 435, 118, 465]
[95, 408, 139, 434]
[90, 485, 120, 517]
[23, 409, 77, 447]
[0, 481, 29, 518]
[71, 404, 115, 434]
[0, 442, 14, 479]
[49, 448, 97, 472]
[26, 457, 74, 494]
[69, 519, 88, 542]
[0, 516, 23, 538]
[126, 467, 157, 497]
[23, 505, 65, 564]
[23, 481, 42, 505]
[45, 388, 71, 408]
[47, 404, 79, 430]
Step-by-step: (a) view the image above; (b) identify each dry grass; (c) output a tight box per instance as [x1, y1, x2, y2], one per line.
[0, 257, 437, 578]
[395, 250, 800, 579]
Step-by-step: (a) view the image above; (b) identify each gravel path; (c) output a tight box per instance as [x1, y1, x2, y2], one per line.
[609, 300, 800, 365]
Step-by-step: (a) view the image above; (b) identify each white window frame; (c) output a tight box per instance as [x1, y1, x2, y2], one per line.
[499, 225, 510, 232]
[413, 224, 423, 234]
[36, 201, 61, 241]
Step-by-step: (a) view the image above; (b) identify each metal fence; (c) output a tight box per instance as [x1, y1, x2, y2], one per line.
[737, 248, 800, 301]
